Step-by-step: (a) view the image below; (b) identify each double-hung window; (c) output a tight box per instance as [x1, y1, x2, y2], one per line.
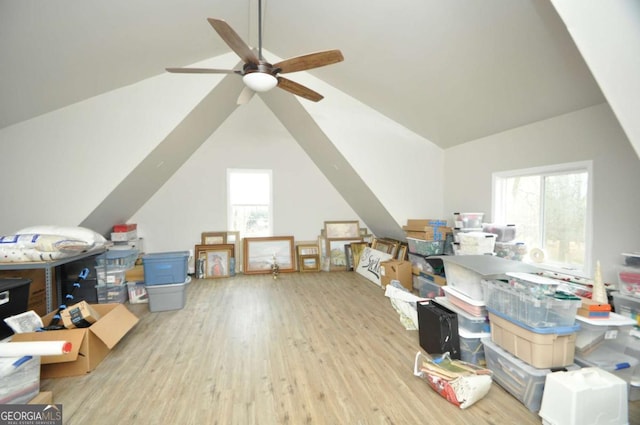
[227, 169, 272, 237]
[492, 161, 593, 277]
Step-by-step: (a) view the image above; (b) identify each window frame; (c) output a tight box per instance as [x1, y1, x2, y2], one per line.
[491, 160, 593, 278]
[227, 168, 273, 237]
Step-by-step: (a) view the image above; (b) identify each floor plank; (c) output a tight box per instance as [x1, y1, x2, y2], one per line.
[40, 272, 640, 424]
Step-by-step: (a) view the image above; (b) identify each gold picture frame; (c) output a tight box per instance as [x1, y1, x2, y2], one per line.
[323, 220, 360, 239]
[243, 236, 296, 274]
[201, 231, 227, 245]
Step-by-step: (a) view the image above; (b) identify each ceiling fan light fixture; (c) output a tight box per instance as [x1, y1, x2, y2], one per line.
[242, 72, 278, 92]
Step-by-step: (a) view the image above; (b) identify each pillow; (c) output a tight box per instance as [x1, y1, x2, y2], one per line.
[0, 234, 92, 253]
[16, 225, 107, 246]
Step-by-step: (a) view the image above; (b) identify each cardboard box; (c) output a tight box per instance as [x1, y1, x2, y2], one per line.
[11, 303, 139, 378]
[380, 260, 412, 290]
[60, 301, 101, 329]
[419, 271, 447, 286]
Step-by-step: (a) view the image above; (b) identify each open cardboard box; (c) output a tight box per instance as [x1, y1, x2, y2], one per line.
[11, 303, 139, 378]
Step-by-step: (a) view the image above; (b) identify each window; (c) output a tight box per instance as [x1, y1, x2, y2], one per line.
[492, 161, 593, 277]
[227, 169, 272, 237]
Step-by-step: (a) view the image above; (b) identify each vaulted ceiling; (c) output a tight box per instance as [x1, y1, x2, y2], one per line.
[0, 0, 605, 148]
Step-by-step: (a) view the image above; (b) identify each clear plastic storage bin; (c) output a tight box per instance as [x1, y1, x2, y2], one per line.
[95, 249, 138, 269]
[612, 291, 640, 323]
[482, 337, 579, 413]
[482, 279, 580, 328]
[96, 284, 128, 304]
[406, 238, 445, 256]
[618, 267, 640, 297]
[412, 274, 444, 299]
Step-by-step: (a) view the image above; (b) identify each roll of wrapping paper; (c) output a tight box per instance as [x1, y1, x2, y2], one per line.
[0, 340, 72, 357]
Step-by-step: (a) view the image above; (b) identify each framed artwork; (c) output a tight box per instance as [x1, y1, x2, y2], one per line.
[324, 221, 360, 239]
[194, 244, 234, 278]
[350, 242, 369, 270]
[396, 243, 408, 261]
[201, 231, 227, 245]
[299, 254, 320, 272]
[296, 243, 320, 272]
[326, 238, 363, 271]
[226, 231, 241, 273]
[371, 238, 399, 257]
[243, 236, 295, 274]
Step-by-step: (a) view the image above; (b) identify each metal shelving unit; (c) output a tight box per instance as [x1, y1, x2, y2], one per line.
[0, 247, 106, 313]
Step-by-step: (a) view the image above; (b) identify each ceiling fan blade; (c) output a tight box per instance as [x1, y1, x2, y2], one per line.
[277, 77, 323, 102]
[274, 50, 344, 74]
[166, 67, 238, 74]
[207, 18, 260, 65]
[237, 86, 255, 105]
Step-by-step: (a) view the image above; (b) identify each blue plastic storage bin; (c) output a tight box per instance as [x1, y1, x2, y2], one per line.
[142, 251, 189, 285]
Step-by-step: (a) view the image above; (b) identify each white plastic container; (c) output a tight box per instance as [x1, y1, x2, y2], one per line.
[539, 367, 628, 425]
[442, 285, 487, 317]
[456, 232, 496, 255]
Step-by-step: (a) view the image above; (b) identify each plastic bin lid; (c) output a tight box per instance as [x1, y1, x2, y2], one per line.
[575, 312, 635, 327]
[0, 278, 31, 291]
[506, 271, 560, 286]
[458, 327, 490, 339]
[142, 251, 190, 260]
[487, 308, 580, 335]
[434, 297, 487, 322]
[101, 249, 138, 259]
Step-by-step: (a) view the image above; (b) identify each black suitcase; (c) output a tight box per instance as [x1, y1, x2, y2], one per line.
[417, 300, 460, 359]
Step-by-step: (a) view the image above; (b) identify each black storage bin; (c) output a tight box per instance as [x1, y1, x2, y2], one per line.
[0, 278, 32, 340]
[417, 300, 460, 359]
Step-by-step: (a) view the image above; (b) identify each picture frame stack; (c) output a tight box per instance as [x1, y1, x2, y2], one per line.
[196, 230, 241, 278]
[322, 221, 365, 272]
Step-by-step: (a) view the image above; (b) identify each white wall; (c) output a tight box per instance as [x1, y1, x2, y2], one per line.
[0, 54, 239, 235]
[551, 0, 640, 158]
[289, 68, 445, 225]
[129, 97, 362, 253]
[444, 103, 640, 282]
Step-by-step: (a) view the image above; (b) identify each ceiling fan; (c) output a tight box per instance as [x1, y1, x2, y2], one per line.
[166, 0, 344, 103]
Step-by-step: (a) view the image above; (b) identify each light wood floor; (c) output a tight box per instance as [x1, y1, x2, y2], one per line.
[41, 272, 640, 424]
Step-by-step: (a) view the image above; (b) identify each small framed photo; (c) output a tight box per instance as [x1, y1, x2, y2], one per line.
[243, 236, 295, 274]
[201, 231, 227, 245]
[324, 221, 360, 239]
[195, 244, 235, 278]
[299, 254, 320, 272]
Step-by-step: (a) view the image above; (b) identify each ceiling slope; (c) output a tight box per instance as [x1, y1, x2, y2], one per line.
[80, 74, 244, 235]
